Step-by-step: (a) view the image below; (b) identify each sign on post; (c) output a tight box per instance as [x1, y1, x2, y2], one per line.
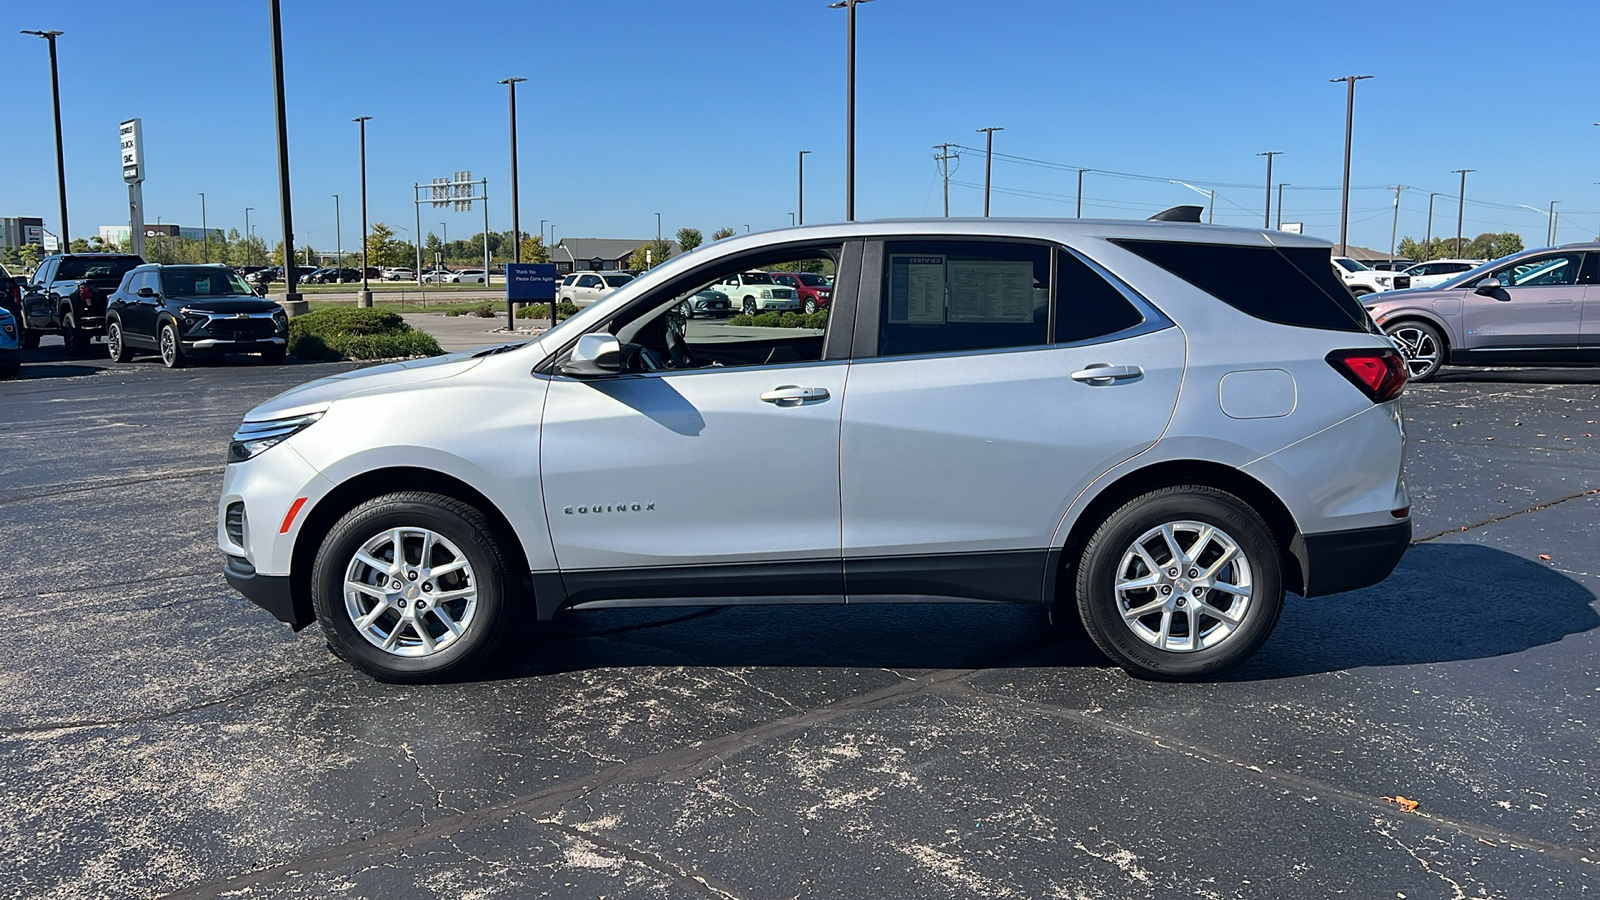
[507, 263, 558, 327]
[120, 119, 145, 183]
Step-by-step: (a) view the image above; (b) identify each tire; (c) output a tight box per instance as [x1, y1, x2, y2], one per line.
[19, 326, 39, 350]
[743, 298, 757, 316]
[311, 491, 515, 683]
[0, 355, 18, 380]
[158, 321, 185, 369]
[106, 319, 132, 363]
[63, 313, 92, 357]
[261, 346, 287, 365]
[1384, 319, 1445, 382]
[1074, 485, 1284, 681]
[1351, 286, 1374, 298]
[803, 298, 818, 315]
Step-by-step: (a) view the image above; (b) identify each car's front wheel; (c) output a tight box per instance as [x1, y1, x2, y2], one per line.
[106, 320, 132, 363]
[1075, 485, 1284, 680]
[311, 492, 515, 682]
[1385, 320, 1445, 382]
[1351, 286, 1374, 297]
[158, 322, 185, 368]
[743, 298, 757, 316]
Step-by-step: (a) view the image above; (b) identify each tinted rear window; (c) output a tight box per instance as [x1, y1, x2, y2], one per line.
[1113, 240, 1377, 334]
[56, 256, 143, 280]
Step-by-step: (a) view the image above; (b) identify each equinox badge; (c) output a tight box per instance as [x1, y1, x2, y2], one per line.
[565, 503, 656, 515]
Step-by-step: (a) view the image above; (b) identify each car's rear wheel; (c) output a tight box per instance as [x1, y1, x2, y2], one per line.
[0, 353, 18, 380]
[1075, 485, 1284, 680]
[312, 492, 514, 682]
[19, 327, 39, 350]
[1385, 320, 1445, 382]
[63, 313, 92, 356]
[106, 320, 132, 363]
[158, 322, 185, 368]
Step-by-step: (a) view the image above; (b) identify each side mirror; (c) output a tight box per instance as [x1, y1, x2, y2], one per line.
[136, 287, 156, 298]
[1475, 277, 1503, 295]
[560, 333, 621, 377]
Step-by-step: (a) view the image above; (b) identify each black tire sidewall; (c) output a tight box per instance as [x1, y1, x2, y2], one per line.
[1076, 487, 1283, 680]
[107, 320, 129, 362]
[311, 494, 509, 682]
[160, 323, 183, 368]
[1387, 320, 1443, 382]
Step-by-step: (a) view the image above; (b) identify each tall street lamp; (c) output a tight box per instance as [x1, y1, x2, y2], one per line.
[1453, 169, 1474, 255]
[1330, 74, 1373, 255]
[539, 219, 547, 245]
[199, 192, 208, 262]
[333, 194, 342, 277]
[498, 77, 526, 266]
[655, 212, 661, 242]
[977, 127, 1003, 216]
[798, 150, 811, 224]
[1276, 183, 1289, 230]
[1257, 151, 1282, 228]
[268, 0, 301, 308]
[829, 0, 874, 221]
[1425, 192, 1438, 244]
[245, 207, 254, 266]
[22, 30, 69, 246]
[354, 116, 373, 305]
[1548, 200, 1560, 245]
[1076, 169, 1088, 218]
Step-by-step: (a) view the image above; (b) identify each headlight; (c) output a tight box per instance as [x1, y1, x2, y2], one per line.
[1375, 276, 1392, 286]
[1, 323, 14, 338]
[761, 289, 774, 299]
[272, 310, 288, 332]
[228, 412, 323, 463]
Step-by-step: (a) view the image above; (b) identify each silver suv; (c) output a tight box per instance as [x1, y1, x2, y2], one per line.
[219, 218, 1411, 683]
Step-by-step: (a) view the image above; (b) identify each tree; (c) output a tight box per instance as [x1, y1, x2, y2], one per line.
[627, 239, 674, 271]
[68, 238, 92, 254]
[711, 227, 736, 241]
[1464, 232, 1523, 261]
[1397, 236, 1454, 262]
[518, 235, 550, 263]
[366, 223, 413, 268]
[676, 227, 703, 253]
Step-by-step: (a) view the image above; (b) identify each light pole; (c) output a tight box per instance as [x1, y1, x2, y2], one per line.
[539, 219, 548, 245]
[1453, 169, 1473, 256]
[440, 222, 447, 271]
[498, 77, 526, 267]
[744, 224, 751, 233]
[333, 194, 342, 278]
[354, 116, 372, 305]
[789, 213, 796, 226]
[1549, 200, 1560, 245]
[1276, 183, 1289, 230]
[268, 0, 301, 308]
[655, 212, 661, 242]
[1425, 192, 1437, 244]
[828, 0, 874, 221]
[977, 126, 1003, 216]
[199, 192, 208, 262]
[245, 207, 254, 266]
[1076, 169, 1088, 218]
[1257, 151, 1281, 228]
[798, 149, 811, 224]
[22, 30, 69, 247]
[1330, 74, 1373, 255]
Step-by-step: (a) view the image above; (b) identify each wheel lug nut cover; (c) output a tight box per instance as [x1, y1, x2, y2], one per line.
[407, 571, 418, 581]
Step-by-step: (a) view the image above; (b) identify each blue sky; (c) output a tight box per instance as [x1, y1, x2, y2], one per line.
[6, 0, 1598, 254]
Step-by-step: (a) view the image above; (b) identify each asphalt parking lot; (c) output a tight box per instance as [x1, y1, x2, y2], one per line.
[2, 341, 1598, 899]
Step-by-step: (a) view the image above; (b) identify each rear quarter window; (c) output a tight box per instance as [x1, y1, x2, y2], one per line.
[1113, 240, 1377, 334]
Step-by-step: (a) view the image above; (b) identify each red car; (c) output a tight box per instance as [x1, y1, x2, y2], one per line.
[767, 271, 832, 314]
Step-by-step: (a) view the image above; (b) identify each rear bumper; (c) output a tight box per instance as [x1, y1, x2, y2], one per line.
[224, 554, 312, 630]
[1293, 519, 1411, 598]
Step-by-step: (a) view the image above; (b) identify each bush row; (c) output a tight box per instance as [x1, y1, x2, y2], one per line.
[727, 310, 829, 329]
[515, 301, 581, 321]
[288, 307, 443, 361]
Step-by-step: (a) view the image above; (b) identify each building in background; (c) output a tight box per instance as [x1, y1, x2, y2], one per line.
[551, 238, 681, 274]
[99, 224, 215, 245]
[1, 217, 47, 249]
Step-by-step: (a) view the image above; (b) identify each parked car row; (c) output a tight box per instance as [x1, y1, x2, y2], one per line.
[554, 269, 836, 316]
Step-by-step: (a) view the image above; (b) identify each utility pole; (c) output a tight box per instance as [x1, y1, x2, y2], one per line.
[1452, 169, 1473, 256]
[798, 150, 811, 224]
[22, 30, 69, 247]
[1276, 183, 1288, 230]
[1257, 151, 1282, 228]
[828, 0, 874, 221]
[244, 208, 254, 266]
[1389, 185, 1405, 260]
[333, 194, 341, 277]
[354, 116, 372, 305]
[1425, 192, 1437, 244]
[933, 143, 958, 217]
[199, 193, 208, 262]
[1330, 75, 1373, 255]
[499, 77, 526, 266]
[977, 126, 1003, 216]
[268, 0, 300, 308]
[655, 211, 661, 242]
[1548, 200, 1560, 245]
[1076, 169, 1087, 218]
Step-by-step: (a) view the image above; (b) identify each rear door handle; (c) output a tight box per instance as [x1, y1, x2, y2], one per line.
[1070, 364, 1143, 384]
[761, 385, 830, 404]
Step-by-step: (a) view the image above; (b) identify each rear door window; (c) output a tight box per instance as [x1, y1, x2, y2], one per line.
[878, 240, 1050, 356]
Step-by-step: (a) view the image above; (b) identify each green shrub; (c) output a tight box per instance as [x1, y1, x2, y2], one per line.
[514, 301, 580, 321]
[472, 302, 496, 318]
[749, 312, 782, 328]
[728, 314, 753, 326]
[288, 307, 442, 361]
[803, 310, 829, 329]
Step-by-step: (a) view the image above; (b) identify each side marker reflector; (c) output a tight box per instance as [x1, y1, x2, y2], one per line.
[280, 497, 309, 534]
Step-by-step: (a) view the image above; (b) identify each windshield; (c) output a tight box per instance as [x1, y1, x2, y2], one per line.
[163, 267, 253, 297]
[1333, 258, 1368, 272]
[740, 272, 777, 285]
[58, 256, 143, 280]
[602, 274, 635, 287]
[1435, 258, 1507, 290]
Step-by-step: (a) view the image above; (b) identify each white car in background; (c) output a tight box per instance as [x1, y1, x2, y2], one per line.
[449, 269, 488, 284]
[558, 272, 636, 308]
[1399, 259, 1481, 290]
[1332, 256, 1410, 296]
[716, 271, 801, 316]
[382, 267, 415, 282]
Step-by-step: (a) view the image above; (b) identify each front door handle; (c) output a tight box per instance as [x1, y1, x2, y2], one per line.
[760, 385, 830, 404]
[1070, 364, 1143, 384]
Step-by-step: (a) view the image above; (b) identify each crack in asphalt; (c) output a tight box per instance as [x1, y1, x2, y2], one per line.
[536, 819, 745, 899]
[1413, 487, 1600, 542]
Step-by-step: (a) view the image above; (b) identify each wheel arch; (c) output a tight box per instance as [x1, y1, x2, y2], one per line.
[1053, 459, 1305, 601]
[289, 466, 534, 625]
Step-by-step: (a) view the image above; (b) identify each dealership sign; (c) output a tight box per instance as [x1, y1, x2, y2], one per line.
[120, 118, 145, 184]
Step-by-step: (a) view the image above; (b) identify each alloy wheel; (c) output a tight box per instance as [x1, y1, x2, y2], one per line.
[159, 326, 178, 367]
[342, 526, 479, 658]
[1388, 325, 1440, 378]
[1113, 520, 1253, 653]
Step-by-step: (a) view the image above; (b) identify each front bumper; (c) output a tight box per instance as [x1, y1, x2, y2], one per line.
[224, 554, 312, 629]
[183, 335, 286, 354]
[1293, 519, 1411, 597]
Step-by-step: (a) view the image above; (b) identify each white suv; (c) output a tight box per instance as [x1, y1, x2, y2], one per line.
[1333, 256, 1410, 295]
[717, 271, 800, 316]
[220, 218, 1411, 683]
[557, 271, 636, 308]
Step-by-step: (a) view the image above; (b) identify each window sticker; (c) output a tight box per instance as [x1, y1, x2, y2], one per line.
[888, 254, 947, 324]
[948, 260, 1036, 323]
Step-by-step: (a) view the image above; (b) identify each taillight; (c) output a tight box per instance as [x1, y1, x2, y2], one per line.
[1327, 348, 1408, 403]
[78, 283, 93, 301]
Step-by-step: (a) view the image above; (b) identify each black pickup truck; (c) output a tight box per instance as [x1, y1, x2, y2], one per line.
[16, 254, 144, 353]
